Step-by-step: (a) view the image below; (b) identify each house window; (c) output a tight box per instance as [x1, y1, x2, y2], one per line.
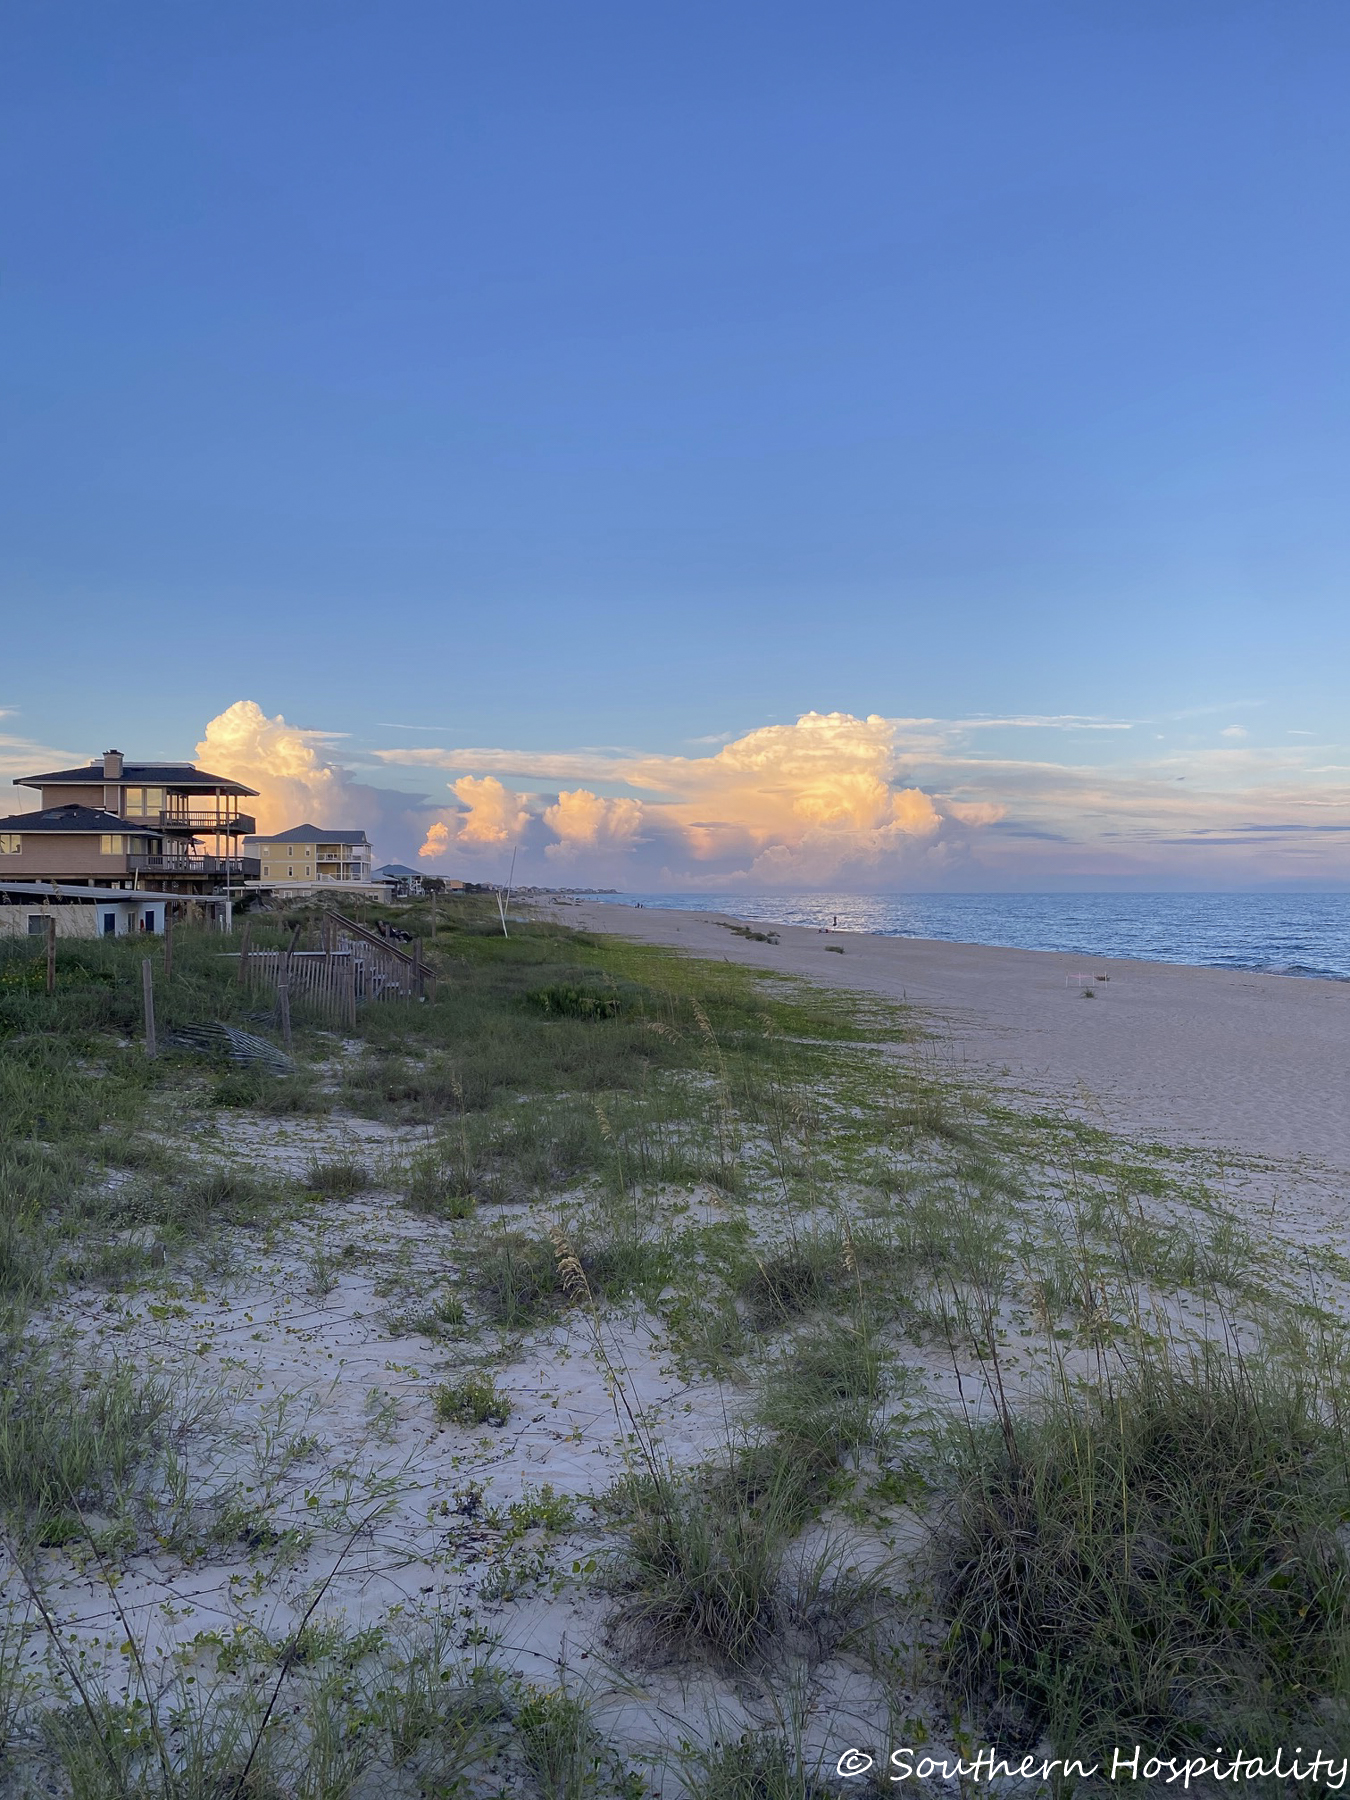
[0, 834, 19, 854]
[27, 915, 45, 935]
[100, 835, 131, 855]
[123, 787, 166, 816]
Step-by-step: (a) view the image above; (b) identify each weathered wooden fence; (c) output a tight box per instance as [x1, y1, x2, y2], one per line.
[229, 910, 431, 1029]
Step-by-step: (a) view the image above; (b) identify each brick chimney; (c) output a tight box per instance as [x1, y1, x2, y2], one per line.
[102, 750, 124, 779]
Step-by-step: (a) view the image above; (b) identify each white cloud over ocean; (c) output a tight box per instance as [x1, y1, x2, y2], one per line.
[394, 711, 980, 885]
[188, 701, 1350, 888]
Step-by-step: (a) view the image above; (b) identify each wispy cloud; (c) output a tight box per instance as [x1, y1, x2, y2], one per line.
[951, 714, 1139, 731]
[0, 722, 82, 787]
[373, 745, 635, 782]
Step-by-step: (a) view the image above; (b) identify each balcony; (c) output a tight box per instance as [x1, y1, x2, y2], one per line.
[126, 810, 256, 835]
[129, 854, 261, 881]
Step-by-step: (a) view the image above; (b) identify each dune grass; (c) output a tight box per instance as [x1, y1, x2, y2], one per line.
[1, 893, 1346, 1790]
[303, 1153, 370, 1197]
[939, 1340, 1350, 1758]
[0, 1349, 181, 1547]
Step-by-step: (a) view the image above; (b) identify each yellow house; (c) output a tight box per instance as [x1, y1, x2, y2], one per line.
[243, 823, 374, 891]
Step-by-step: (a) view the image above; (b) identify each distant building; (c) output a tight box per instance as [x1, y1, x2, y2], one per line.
[2, 750, 259, 893]
[373, 862, 425, 896]
[244, 824, 382, 896]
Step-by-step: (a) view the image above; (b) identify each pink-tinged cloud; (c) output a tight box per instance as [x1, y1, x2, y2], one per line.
[942, 799, 1008, 826]
[219, 700, 1350, 888]
[543, 789, 646, 860]
[418, 819, 451, 861]
[449, 776, 532, 847]
[197, 700, 440, 861]
[197, 700, 360, 834]
[406, 710, 974, 883]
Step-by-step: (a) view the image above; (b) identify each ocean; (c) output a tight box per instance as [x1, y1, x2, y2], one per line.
[594, 892, 1350, 981]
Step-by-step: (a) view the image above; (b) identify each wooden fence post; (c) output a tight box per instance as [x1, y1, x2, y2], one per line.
[163, 910, 174, 978]
[346, 951, 358, 1029]
[277, 950, 293, 1053]
[237, 921, 252, 984]
[411, 934, 423, 1000]
[45, 915, 56, 996]
[142, 958, 157, 1058]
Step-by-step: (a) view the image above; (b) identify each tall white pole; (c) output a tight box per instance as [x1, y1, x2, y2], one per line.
[499, 846, 517, 938]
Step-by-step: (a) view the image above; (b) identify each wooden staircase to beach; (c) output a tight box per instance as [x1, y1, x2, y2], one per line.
[233, 909, 432, 1028]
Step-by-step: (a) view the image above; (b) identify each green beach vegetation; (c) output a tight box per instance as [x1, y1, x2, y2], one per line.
[0, 894, 1346, 1795]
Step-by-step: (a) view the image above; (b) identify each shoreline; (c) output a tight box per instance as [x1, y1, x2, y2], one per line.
[556, 898, 1350, 1174]
[568, 891, 1350, 984]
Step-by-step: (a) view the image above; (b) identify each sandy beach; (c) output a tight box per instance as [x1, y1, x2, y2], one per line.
[563, 900, 1350, 1175]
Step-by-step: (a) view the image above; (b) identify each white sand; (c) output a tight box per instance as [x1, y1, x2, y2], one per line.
[562, 900, 1350, 1173]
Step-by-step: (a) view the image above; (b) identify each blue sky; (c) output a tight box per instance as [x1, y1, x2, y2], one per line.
[3, 3, 1348, 886]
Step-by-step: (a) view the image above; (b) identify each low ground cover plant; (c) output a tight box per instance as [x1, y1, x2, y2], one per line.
[434, 1372, 513, 1427]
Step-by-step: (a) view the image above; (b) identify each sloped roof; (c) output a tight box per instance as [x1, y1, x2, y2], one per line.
[0, 805, 160, 836]
[246, 823, 370, 845]
[374, 863, 423, 878]
[15, 762, 258, 796]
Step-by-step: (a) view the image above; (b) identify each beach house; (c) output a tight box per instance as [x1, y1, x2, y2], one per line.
[2, 751, 260, 893]
[373, 862, 425, 896]
[244, 824, 381, 896]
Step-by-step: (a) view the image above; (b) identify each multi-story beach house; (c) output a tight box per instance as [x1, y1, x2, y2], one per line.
[244, 824, 376, 894]
[373, 861, 425, 896]
[0, 750, 260, 893]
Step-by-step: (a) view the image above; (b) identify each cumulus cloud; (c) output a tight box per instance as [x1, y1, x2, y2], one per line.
[196, 700, 442, 862]
[604, 712, 954, 881]
[657, 715, 930, 834]
[451, 776, 532, 847]
[418, 819, 452, 861]
[378, 706, 1350, 887]
[543, 789, 645, 860]
[399, 711, 980, 885]
[197, 701, 359, 834]
[412, 776, 534, 863]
